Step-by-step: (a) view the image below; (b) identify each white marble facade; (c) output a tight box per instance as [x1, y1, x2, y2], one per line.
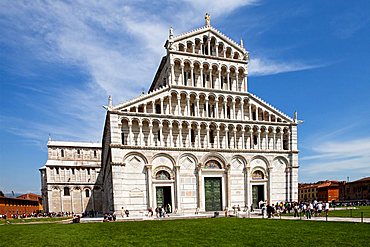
[40, 141, 103, 213]
[100, 17, 299, 215]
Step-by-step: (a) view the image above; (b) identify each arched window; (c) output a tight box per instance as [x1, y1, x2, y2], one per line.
[156, 170, 170, 180]
[204, 160, 222, 169]
[252, 170, 264, 180]
[63, 187, 70, 196]
[61, 149, 64, 157]
[85, 189, 90, 198]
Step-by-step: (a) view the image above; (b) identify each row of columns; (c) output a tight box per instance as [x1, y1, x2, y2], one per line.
[170, 63, 246, 92]
[124, 122, 289, 151]
[179, 39, 241, 60]
[137, 96, 280, 123]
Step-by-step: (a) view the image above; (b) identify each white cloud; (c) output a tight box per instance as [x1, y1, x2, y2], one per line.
[183, 0, 259, 17]
[249, 57, 321, 76]
[300, 137, 370, 180]
[0, 0, 322, 146]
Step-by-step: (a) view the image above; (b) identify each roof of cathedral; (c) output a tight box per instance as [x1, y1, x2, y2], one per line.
[171, 26, 247, 54]
[47, 140, 101, 148]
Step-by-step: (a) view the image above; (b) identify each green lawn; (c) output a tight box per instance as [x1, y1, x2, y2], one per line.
[0, 216, 72, 224]
[328, 206, 370, 218]
[279, 206, 370, 218]
[0, 218, 369, 246]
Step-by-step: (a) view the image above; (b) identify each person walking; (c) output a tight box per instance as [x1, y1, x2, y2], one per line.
[306, 204, 311, 219]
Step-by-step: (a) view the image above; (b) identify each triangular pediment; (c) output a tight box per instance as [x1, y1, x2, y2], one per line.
[168, 26, 247, 55]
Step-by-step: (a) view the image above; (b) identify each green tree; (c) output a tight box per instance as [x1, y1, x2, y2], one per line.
[0, 190, 4, 197]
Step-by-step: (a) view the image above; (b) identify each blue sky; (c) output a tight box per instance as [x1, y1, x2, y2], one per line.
[1, 0, 369, 194]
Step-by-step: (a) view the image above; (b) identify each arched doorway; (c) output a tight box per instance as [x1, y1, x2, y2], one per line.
[203, 160, 223, 211]
[153, 168, 175, 213]
[251, 170, 266, 209]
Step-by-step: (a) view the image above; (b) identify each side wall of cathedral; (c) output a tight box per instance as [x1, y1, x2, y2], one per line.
[40, 141, 103, 214]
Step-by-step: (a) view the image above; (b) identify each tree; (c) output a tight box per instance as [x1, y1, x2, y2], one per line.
[0, 190, 4, 197]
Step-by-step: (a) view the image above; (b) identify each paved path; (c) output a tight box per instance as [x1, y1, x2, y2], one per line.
[246, 213, 370, 223]
[80, 212, 369, 224]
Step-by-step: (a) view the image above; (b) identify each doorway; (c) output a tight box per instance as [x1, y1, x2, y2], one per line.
[156, 186, 172, 212]
[252, 185, 264, 209]
[204, 177, 222, 211]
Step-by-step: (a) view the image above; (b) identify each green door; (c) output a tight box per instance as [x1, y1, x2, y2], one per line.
[156, 187, 164, 207]
[252, 185, 258, 209]
[252, 185, 264, 209]
[204, 177, 222, 211]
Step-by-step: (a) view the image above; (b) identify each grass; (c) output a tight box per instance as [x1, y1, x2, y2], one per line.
[328, 206, 370, 218]
[0, 216, 72, 224]
[0, 218, 369, 246]
[278, 206, 370, 218]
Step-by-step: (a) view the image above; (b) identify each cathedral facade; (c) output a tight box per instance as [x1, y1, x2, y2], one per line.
[100, 17, 299, 215]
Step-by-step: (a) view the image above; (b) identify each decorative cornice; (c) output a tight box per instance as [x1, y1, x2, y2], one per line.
[109, 143, 296, 154]
[113, 85, 170, 110]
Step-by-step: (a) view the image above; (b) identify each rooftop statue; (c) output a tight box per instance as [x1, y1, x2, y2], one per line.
[205, 13, 211, 27]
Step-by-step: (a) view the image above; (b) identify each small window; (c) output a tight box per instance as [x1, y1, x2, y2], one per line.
[77, 149, 80, 155]
[253, 135, 258, 145]
[85, 189, 90, 198]
[157, 130, 161, 141]
[72, 169, 75, 175]
[63, 187, 70, 196]
[61, 149, 64, 157]
[87, 169, 90, 175]
[94, 150, 97, 158]
[56, 168, 59, 175]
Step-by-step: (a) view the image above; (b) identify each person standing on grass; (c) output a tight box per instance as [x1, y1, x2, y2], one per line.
[121, 207, 125, 218]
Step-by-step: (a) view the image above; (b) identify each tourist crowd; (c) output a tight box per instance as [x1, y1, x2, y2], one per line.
[258, 200, 332, 219]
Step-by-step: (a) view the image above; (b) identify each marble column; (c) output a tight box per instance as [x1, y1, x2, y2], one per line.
[159, 124, 163, 147]
[170, 63, 175, 85]
[178, 126, 183, 148]
[216, 127, 220, 148]
[146, 165, 153, 208]
[175, 165, 181, 210]
[177, 96, 181, 115]
[149, 124, 153, 146]
[128, 122, 132, 145]
[197, 126, 201, 148]
[188, 126, 192, 147]
[190, 66, 194, 86]
[215, 99, 219, 118]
